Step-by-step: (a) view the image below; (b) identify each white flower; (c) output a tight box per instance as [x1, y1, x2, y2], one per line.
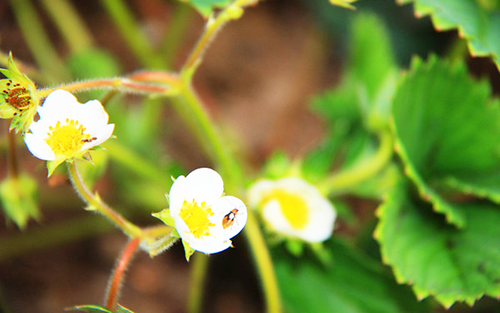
[167, 168, 247, 254]
[248, 177, 336, 243]
[24, 90, 114, 170]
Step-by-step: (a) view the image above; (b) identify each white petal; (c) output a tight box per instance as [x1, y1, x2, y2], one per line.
[250, 177, 337, 243]
[38, 90, 79, 122]
[261, 199, 296, 236]
[24, 133, 55, 160]
[79, 100, 109, 133]
[210, 196, 247, 239]
[81, 124, 115, 151]
[168, 175, 187, 215]
[189, 237, 232, 254]
[247, 180, 274, 207]
[28, 119, 51, 139]
[295, 196, 336, 242]
[184, 168, 224, 205]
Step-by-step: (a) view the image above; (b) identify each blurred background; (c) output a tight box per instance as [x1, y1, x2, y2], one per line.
[0, 0, 499, 312]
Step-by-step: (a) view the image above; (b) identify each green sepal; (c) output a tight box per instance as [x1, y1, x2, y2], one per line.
[310, 242, 333, 267]
[47, 158, 67, 177]
[152, 208, 176, 228]
[0, 53, 39, 133]
[285, 239, 304, 256]
[182, 239, 196, 261]
[0, 173, 39, 229]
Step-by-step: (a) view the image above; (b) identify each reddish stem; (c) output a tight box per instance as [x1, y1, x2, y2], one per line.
[105, 237, 141, 311]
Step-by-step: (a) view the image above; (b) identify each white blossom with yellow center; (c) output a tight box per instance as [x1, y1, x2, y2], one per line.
[248, 177, 336, 243]
[24, 90, 114, 163]
[169, 168, 247, 254]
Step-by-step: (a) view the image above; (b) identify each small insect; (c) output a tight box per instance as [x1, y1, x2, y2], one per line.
[81, 136, 97, 143]
[222, 208, 239, 229]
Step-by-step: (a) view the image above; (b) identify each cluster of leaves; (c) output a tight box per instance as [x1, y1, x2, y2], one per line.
[284, 3, 500, 311]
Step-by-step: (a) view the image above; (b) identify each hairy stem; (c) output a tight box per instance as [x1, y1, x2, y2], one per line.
[105, 237, 141, 311]
[67, 160, 143, 238]
[36, 77, 174, 99]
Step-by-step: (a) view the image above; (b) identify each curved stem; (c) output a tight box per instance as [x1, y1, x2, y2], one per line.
[318, 128, 394, 195]
[67, 160, 143, 238]
[105, 237, 141, 311]
[181, 0, 259, 76]
[172, 84, 243, 191]
[36, 77, 175, 99]
[245, 210, 282, 313]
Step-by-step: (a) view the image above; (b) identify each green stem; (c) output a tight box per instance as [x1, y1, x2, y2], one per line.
[244, 210, 282, 313]
[100, 0, 163, 69]
[39, 0, 94, 53]
[67, 160, 143, 238]
[9, 0, 70, 82]
[180, 0, 258, 76]
[187, 253, 209, 313]
[160, 2, 193, 69]
[172, 84, 243, 191]
[318, 128, 394, 195]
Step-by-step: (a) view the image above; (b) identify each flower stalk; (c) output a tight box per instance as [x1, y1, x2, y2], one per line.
[67, 160, 143, 238]
[105, 237, 141, 311]
[318, 128, 394, 195]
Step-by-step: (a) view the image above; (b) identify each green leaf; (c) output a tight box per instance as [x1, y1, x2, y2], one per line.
[274, 239, 429, 313]
[67, 304, 135, 313]
[349, 12, 397, 114]
[116, 304, 136, 313]
[375, 177, 500, 307]
[0, 173, 39, 229]
[183, 0, 231, 17]
[398, 0, 500, 71]
[391, 56, 500, 227]
[67, 304, 112, 313]
[329, 0, 359, 10]
[304, 12, 396, 181]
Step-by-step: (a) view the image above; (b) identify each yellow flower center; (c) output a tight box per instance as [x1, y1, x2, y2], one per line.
[179, 200, 215, 239]
[264, 189, 309, 230]
[45, 119, 94, 158]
